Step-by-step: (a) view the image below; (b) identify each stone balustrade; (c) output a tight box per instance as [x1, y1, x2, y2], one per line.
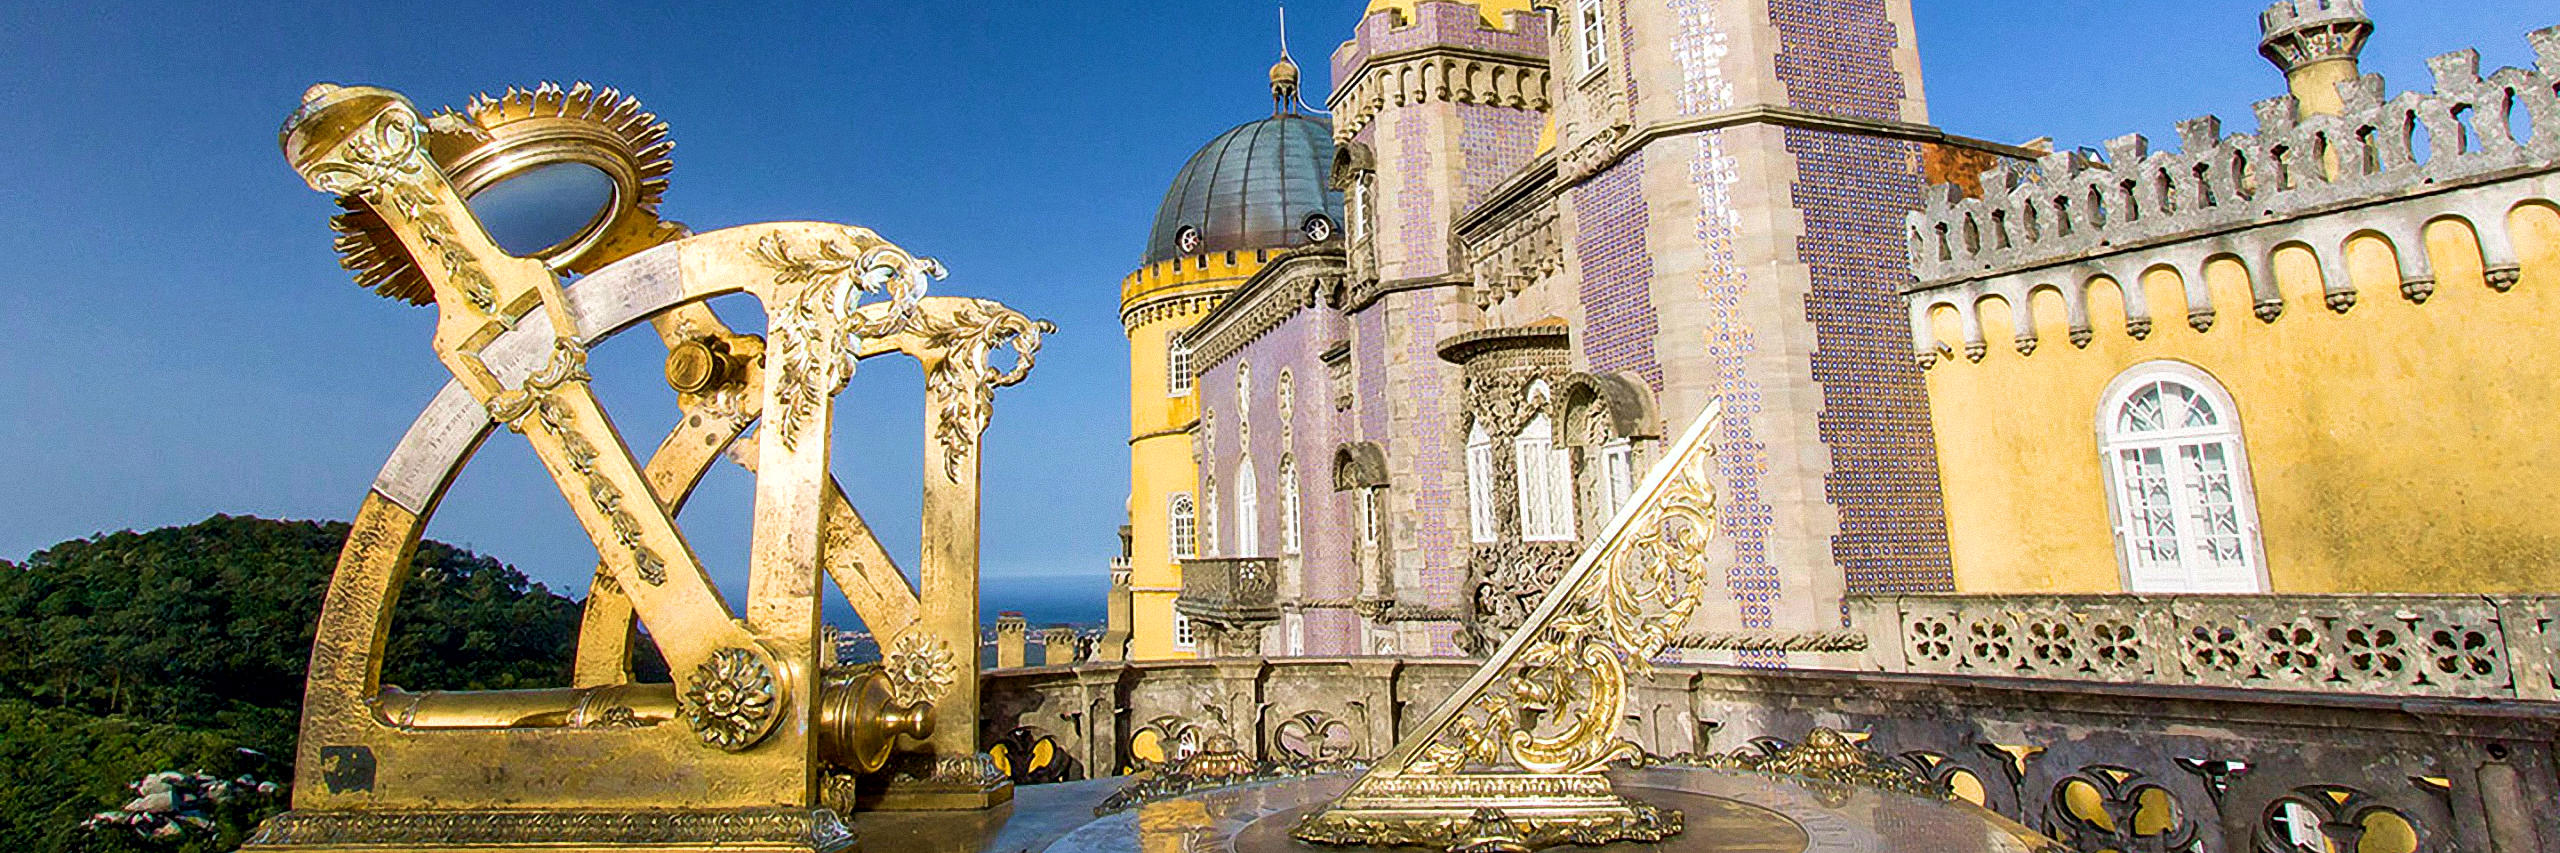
[1851, 592, 2560, 700]
[978, 656, 2560, 851]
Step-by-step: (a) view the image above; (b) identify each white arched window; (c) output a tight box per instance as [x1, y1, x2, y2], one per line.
[1167, 492, 1196, 558]
[1166, 336, 1194, 397]
[2100, 363, 2265, 593]
[1466, 421, 1498, 542]
[1235, 458, 1260, 556]
[1516, 412, 1574, 542]
[1280, 455, 1301, 554]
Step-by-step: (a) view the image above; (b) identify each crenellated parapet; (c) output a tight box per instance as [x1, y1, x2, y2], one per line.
[1906, 24, 2560, 364]
[1326, 0, 1552, 145]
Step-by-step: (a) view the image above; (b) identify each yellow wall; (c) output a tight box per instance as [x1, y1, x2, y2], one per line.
[1121, 252, 1270, 659]
[1927, 203, 2560, 594]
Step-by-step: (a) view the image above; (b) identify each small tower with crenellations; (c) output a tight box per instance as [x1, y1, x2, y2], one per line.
[2259, 0, 2375, 118]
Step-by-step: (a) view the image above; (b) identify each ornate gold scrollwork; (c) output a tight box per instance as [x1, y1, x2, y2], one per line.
[1294, 402, 1726, 853]
[753, 234, 938, 450]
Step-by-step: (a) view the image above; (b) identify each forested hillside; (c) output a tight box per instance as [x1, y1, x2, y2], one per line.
[0, 515, 606, 851]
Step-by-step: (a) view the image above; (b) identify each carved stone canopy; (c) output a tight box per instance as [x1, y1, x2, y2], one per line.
[1333, 442, 1389, 492]
[1559, 371, 1660, 441]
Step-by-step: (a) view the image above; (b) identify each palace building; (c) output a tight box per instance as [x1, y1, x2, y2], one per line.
[1106, 0, 2560, 665]
[1114, 0, 2024, 661]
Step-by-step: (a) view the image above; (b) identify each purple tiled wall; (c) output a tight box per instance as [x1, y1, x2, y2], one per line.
[1768, 0, 1954, 594]
[1570, 152, 1662, 390]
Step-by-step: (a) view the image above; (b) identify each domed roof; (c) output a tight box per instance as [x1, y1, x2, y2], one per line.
[1143, 114, 1344, 265]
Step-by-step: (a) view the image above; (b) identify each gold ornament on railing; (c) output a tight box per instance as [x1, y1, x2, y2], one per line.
[1294, 401, 1726, 853]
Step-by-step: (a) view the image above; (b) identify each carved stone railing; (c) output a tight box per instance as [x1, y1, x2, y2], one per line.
[1851, 593, 2560, 701]
[1176, 557, 1281, 627]
[979, 657, 2560, 852]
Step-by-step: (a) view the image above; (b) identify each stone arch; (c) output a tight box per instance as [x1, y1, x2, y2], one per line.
[2199, 252, 2264, 322]
[2025, 285, 2072, 348]
[1974, 294, 2017, 360]
[2084, 274, 2135, 340]
[2422, 214, 2491, 294]
[1557, 371, 1660, 442]
[1331, 141, 1376, 190]
[2268, 240, 2334, 311]
[2343, 229, 2417, 303]
[1331, 442, 1388, 492]
[2509, 199, 2560, 292]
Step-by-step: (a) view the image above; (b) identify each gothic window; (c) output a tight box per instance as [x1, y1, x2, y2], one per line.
[1597, 438, 1637, 521]
[1466, 421, 1498, 543]
[2100, 362, 2265, 593]
[1168, 492, 1197, 558]
[1167, 336, 1194, 396]
[1516, 414, 1574, 541]
[1236, 457, 1260, 556]
[1576, 0, 1608, 76]
[1280, 455, 1302, 554]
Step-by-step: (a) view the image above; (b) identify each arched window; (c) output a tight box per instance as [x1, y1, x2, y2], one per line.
[1167, 492, 1196, 558]
[1280, 455, 1301, 554]
[1203, 476, 1219, 557]
[1166, 336, 1194, 397]
[1235, 457, 1260, 556]
[2100, 362, 2265, 593]
[1516, 413, 1574, 541]
[1466, 421, 1498, 542]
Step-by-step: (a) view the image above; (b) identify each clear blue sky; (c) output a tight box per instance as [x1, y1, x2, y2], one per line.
[0, 1, 2547, 623]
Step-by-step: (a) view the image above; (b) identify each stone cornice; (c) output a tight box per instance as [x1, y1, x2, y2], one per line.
[1182, 249, 1348, 370]
[1328, 45, 1552, 144]
[1121, 290, 1228, 334]
[1435, 323, 1570, 364]
[1345, 272, 1470, 313]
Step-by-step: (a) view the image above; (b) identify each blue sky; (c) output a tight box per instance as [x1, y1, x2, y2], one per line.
[0, 1, 2547, 623]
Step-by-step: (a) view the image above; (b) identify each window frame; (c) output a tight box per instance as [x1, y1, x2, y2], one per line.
[1166, 336, 1194, 397]
[1172, 610, 1196, 651]
[1597, 438, 1636, 521]
[1168, 492, 1197, 559]
[1575, 0, 1609, 78]
[1466, 421, 1498, 543]
[1280, 455, 1302, 554]
[1235, 457, 1260, 557]
[2095, 361, 2268, 594]
[1515, 413, 1575, 542]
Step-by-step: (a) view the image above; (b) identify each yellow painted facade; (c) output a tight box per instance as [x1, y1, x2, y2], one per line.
[1121, 252, 1272, 660]
[1924, 204, 2560, 595]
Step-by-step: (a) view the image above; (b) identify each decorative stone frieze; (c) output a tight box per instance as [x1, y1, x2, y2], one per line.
[1180, 250, 1347, 371]
[1462, 194, 1564, 309]
[1907, 25, 2559, 364]
[1911, 26, 2558, 288]
[1852, 592, 2560, 701]
[1330, 48, 1552, 144]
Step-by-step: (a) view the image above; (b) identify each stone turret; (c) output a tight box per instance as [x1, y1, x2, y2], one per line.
[994, 612, 1028, 668]
[1040, 627, 1080, 666]
[2260, 0, 2374, 118]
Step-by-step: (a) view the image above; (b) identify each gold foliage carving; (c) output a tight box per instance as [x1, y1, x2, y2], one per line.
[753, 234, 936, 451]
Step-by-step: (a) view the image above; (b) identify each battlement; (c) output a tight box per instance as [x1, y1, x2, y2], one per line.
[1324, 1, 1552, 145]
[1909, 24, 2560, 289]
[2259, 0, 2367, 38]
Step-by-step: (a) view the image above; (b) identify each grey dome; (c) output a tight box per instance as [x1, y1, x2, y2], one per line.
[1143, 114, 1344, 265]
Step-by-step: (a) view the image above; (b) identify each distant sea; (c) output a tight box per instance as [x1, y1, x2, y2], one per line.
[825, 572, 1108, 665]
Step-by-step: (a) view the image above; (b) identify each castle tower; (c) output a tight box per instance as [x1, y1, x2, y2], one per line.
[1528, 0, 1960, 650]
[1323, 0, 1555, 654]
[1121, 56, 1343, 660]
[2259, 0, 2375, 118]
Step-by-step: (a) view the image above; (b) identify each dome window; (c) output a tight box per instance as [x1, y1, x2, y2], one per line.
[1176, 225, 1204, 255]
[1302, 213, 1336, 243]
